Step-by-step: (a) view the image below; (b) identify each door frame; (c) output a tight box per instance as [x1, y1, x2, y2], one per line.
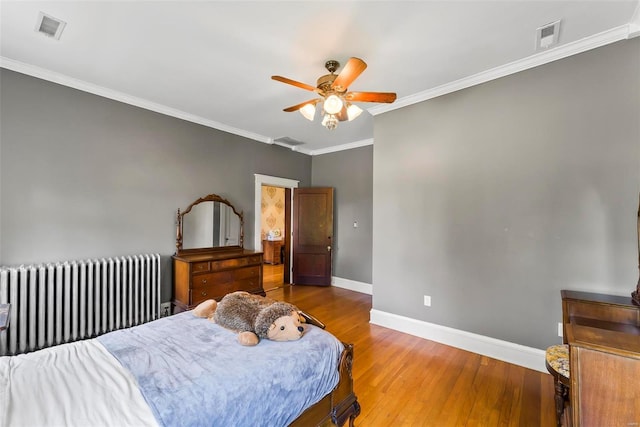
[254, 174, 299, 279]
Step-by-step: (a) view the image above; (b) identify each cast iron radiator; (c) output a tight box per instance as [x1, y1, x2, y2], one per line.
[0, 254, 161, 356]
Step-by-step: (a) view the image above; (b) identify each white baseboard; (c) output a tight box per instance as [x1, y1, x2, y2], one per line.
[331, 277, 372, 295]
[370, 309, 547, 373]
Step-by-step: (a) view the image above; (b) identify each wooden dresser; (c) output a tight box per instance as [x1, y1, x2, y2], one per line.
[262, 239, 283, 265]
[561, 290, 640, 426]
[172, 194, 267, 312]
[173, 250, 265, 312]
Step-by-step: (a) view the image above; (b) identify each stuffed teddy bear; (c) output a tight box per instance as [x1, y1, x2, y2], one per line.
[192, 291, 306, 346]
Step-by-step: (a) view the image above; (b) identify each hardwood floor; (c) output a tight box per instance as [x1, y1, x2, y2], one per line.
[263, 263, 284, 290]
[266, 284, 555, 426]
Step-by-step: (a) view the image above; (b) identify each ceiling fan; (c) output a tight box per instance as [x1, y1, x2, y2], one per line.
[271, 57, 397, 130]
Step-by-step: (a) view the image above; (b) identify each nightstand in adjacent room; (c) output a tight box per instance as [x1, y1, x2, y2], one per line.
[262, 240, 283, 265]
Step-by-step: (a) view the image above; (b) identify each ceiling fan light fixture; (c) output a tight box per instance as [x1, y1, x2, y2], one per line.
[346, 104, 363, 121]
[299, 103, 316, 121]
[323, 94, 343, 115]
[322, 114, 338, 130]
[273, 57, 396, 130]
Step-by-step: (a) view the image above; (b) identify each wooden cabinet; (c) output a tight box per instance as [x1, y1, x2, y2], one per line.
[263, 240, 283, 265]
[173, 250, 265, 312]
[561, 290, 640, 341]
[561, 290, 640, 426]
[567, 323, 640, 426]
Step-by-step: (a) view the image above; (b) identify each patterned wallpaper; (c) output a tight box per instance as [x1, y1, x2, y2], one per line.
[261, 186, 285, 240]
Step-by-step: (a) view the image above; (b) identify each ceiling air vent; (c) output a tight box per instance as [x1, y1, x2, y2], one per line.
[536, 20, 561, 51]
[273, 137, 305, 150]
[35, 12, 66, 40]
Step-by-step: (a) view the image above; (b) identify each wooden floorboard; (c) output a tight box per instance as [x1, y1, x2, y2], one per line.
[266, 284, 555, 426]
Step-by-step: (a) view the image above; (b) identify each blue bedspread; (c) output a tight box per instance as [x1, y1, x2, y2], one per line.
[97, 311, 343, 427]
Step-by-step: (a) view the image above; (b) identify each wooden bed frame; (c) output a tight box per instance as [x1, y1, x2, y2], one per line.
[172, 194, 361, 424]
[290, 342, 361, 427]
[1, 318, 360, 427]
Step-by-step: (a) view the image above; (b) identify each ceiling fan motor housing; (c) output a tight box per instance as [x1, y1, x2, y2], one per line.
[272, 57, 396, 121]
[318, 60, 346, 93]
[324, 60, 339, 73]
[317, 74, 341, 93]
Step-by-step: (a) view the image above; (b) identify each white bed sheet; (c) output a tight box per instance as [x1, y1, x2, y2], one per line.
[0, 339, 158, 427]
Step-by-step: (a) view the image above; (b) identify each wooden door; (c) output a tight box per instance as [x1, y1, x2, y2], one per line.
[283, 187, 291, 284]
[293, 187, 334, 286]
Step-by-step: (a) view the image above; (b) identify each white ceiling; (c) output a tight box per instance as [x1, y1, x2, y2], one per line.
[1, 1, 639, 155]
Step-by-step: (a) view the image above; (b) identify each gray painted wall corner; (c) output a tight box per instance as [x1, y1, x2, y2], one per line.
[312, 145, 374, 284]
[372, 38, 640, 350]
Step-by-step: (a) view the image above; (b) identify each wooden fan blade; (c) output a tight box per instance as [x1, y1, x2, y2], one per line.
[346, 91, 397, 103]
[271, 76, 317, 92]
[336, 106, 348, 121]
[331, 57, 367, 91]
[283, 99, 320, 112]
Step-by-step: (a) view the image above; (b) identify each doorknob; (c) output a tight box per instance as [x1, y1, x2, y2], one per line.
[327, 246, 331, 252]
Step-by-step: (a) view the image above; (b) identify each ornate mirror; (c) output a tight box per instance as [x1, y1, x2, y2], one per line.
[175, 194, 244, 254]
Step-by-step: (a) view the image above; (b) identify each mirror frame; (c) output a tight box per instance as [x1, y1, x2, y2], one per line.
[175, 194, 244, 255]
[633, 194, 640, 306]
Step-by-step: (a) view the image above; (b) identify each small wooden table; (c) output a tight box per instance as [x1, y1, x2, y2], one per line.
[262, 239, 283, 265]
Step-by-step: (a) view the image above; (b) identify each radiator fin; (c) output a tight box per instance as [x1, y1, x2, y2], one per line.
[0, 254, 161, 356]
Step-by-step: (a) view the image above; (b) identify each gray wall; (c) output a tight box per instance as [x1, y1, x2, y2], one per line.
[373, 38, 640, 350]
[312, 145, 373, 283]
[0, 69, 312, 301]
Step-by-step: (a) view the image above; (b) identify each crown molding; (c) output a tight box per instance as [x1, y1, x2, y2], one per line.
[271, 140, 313, 155]
[0, 57, 273, 145]
[629, 1, 640, 37]
[309, 138, 374, 156]
[0, 57, 359, 157]
[369, 24, 635, 116]
[3, 19, 636, 155]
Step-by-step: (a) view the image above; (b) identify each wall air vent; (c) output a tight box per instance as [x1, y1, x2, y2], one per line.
[536, 20, 561, 51]
[35, 12, 66, 40]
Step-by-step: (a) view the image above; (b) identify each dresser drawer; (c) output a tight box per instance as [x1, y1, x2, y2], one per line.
[190, 283, 236, 305]
[192, 261, 210, 273]
[211, 258, 246, 270]
[191, 271, 233, 288]
[210, 255, 262, 270]
[234, 266, 260, 280]
[173, 251, 264, 311]
[246, 255, 262, 265]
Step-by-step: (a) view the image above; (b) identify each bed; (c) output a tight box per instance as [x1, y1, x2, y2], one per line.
[0, 310, 360, 427]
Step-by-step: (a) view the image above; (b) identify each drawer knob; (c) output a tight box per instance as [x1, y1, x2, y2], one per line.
[201, 279, 207, 284]
[201, 291, 207, 296]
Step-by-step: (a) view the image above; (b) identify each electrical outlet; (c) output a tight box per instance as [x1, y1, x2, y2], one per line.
[160, 302, 172, 317]
[423, 295, 431, 307]
[558, 322, 563, 337]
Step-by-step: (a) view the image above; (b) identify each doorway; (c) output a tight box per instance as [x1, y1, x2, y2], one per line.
[254, 174, 299, 288]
